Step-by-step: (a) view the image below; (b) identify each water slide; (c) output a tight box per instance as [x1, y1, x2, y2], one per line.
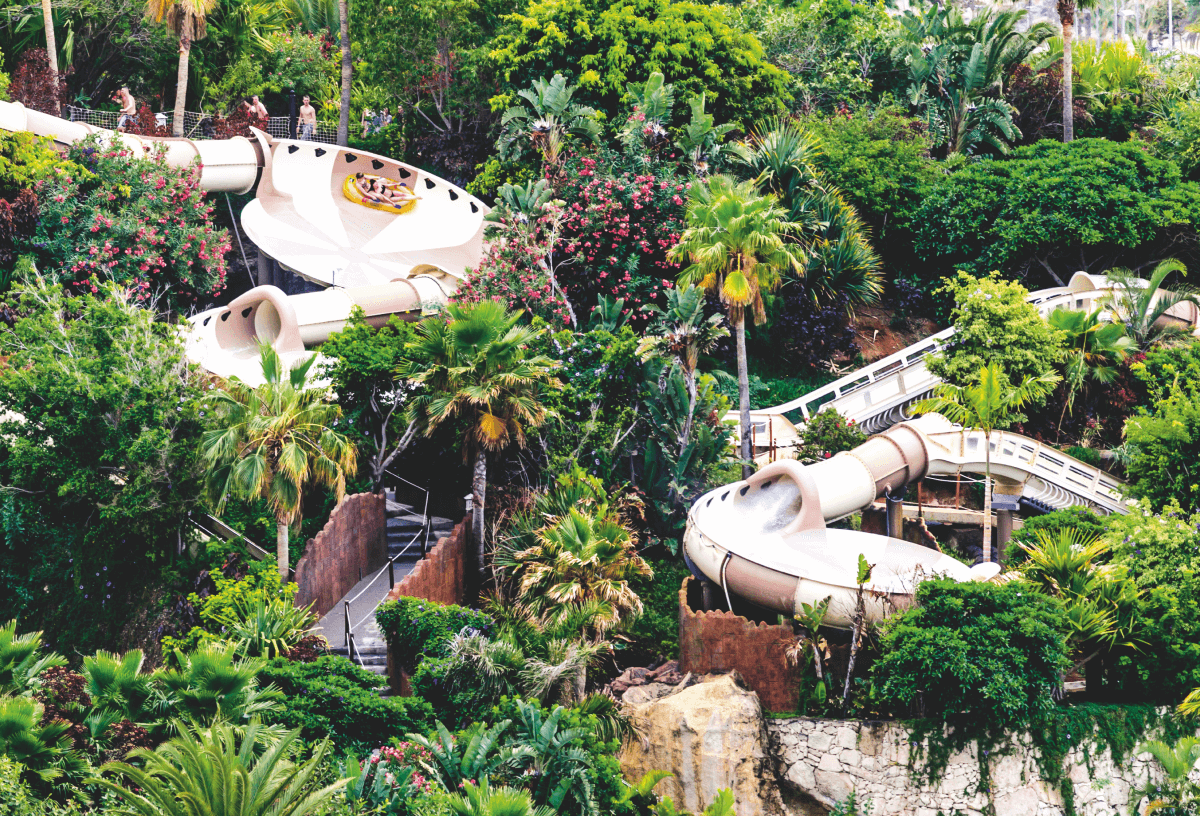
[0, 100, 489, 382]
[682, 411, 1129, 627]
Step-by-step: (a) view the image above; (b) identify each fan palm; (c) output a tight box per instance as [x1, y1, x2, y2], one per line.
[400, 300, 560, 581]
[155, 642, 282, 727]
[0, 695, 85, 784]
[1057, 0, 1100, 141]
[1099, 260, 1200, 351]
[0, 619, 65, 695]
[93, 723, 347, 816]
[913, 363, 1060, 562]
[1129, 736, 1200, 812]
[82, 650, 154, 722]
[202, 344, 357, 578]
[445, 780, 558, 816]
[669, 175, 804, 478]
[146, 0, 219, 137]
[638, 285, 729, 456]
[1047, 307, 1133, 427]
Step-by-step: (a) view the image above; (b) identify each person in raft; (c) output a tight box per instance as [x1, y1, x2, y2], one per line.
[354, 173, 416, 207]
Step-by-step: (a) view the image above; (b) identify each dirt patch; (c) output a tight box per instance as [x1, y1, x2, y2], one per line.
[848, 306, 941, 364]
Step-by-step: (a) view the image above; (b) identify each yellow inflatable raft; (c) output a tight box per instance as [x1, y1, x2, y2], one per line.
[342, 174, 417, 215]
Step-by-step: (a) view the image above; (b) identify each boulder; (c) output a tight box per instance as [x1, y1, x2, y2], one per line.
[619, 673, 786, 816]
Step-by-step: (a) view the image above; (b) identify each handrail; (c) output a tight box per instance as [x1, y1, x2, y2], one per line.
[186, 511, 294, 577]
[384, 468, 431, 552]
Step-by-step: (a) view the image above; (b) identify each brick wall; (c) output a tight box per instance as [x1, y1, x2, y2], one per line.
[679, 577, 802, 713]
[293, 492, 387, 618]
[383, 515, 472, 695]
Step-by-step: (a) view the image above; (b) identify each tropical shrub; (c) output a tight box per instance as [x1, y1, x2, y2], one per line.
[1003, 506, 1106, 568]
[1124, 395, 1200, 513]
[161, 561, 297, 658]
[340, 742, 436, 816]
[375, 598, 493, 674]
[794, 410, 866, 465]
[914, 139, 1200, 289]
[926, 272, 1064, 399]
[873, 579, 1070, 730]
[258, 656, 434, 752]
[26, 137, 231, 310]
[487, 0, 790, 127]
[0, 279, 209, 654]
[625, 556, 690, 658]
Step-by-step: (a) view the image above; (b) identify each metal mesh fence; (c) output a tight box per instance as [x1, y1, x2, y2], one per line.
[64, 106, 338, 144]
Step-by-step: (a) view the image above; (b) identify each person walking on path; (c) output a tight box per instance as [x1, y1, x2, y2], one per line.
[299, 95, 316, 140]
[116, 87, 137, 130]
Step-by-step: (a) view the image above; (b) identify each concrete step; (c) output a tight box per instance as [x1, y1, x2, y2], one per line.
[328, 646, 388, 676]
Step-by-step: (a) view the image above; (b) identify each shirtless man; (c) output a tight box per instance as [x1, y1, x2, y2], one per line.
[298, 95, 317, 141]
[115, 87, 137, 131]
[251, 95, 268, 121]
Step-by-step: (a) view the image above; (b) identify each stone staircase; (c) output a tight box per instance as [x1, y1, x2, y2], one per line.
[318, 491, 456, 680]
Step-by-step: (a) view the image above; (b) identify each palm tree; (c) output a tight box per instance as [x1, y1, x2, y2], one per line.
[1129, 736, 1200, 812]
[913, 362, 1060, 562]
[93, 723, 347, 816]
[146, 0, 219, 137]
[399, 301, 560, 581]
[734, 120, 882, 309]
[1059, 0, 1100, 141]
[336, 0, 351, 145]
[41, 0, 57, 111]
[201, 344, 358, 578]
[444, 781, 557, 816]
[1046, 307, 1133, 429]
[637, 283, 729, 455]
[668, 175, 804, 478]
[1100, 260, 1200, 351]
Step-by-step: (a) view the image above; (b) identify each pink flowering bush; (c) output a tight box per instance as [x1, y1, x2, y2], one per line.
[556, 149, 688, 330]
[28, 137, 231, 311]
[453, 206, 575, 327]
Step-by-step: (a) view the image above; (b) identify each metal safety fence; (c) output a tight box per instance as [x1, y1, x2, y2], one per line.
[63, 105, 338, 144]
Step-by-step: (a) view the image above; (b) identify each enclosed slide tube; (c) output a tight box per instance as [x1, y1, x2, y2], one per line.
[680, 412, 1124, 628]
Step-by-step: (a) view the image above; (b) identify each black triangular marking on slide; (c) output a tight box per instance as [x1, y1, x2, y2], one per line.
[424, 178, 435, 189]
[220, 311, 231, 322]
[470, 202, 479, 213]
[287, 145, 299, 154]
[398, 168, 411, 178]
[448, 189, 459, 201]
[203, 316, 212, 326]
[372, 159, 384, 170]
[241, 307, 253, 318]
[315, 148, 327, 157]
[345, 153, 357, 163]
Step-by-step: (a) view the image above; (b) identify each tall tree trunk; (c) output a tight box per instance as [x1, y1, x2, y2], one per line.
[337, 0, 352, 146]
[982, 437, 993, 564]
[1061, 2, 1076, 142]
[41, 0, 58, 114]
[276, 519, 289, 578]
[173, 36, 190, 137]
[472, 449, 487, 582]
[735, 314, 752, 480]
[680, 369, 698, 458]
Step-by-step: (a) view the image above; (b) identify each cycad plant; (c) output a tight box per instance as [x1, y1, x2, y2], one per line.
[400, 301, 560, 580]
[913, 362, 1060, 562]
[93, 723, 347, 816]
[669, 175, 803, 477]
[445, 780, 557, 816]
[0, 619, 65, 695]
[1099, 260, 1200, 351]
[202, 344, 357, 578]
[497, 74, 603, 168]
[0, 695, 86, 785]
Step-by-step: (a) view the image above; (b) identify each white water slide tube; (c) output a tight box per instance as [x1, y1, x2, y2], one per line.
[683, 412, 1132, 627]
[739, 271, 1200, 437]
[0, 101, 490, 382]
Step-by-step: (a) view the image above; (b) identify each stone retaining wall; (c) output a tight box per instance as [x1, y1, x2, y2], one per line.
[678, 577, 802, 713]
[293, 492, 386, 618]
[767, 716, 1166, 816]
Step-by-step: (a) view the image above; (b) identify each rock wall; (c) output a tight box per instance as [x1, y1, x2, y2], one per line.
[293, 492, 386, 618]
[678, 578, 803, 713]
[620, 673, 787, 816]
[768, 716, 1167, 816]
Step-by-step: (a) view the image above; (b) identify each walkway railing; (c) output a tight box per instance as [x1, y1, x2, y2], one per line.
[64, 105, 339, 144]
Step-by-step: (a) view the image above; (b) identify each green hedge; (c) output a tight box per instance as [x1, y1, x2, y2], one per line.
[258, 656, 434, 752]
[375, 597, 493, 673]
